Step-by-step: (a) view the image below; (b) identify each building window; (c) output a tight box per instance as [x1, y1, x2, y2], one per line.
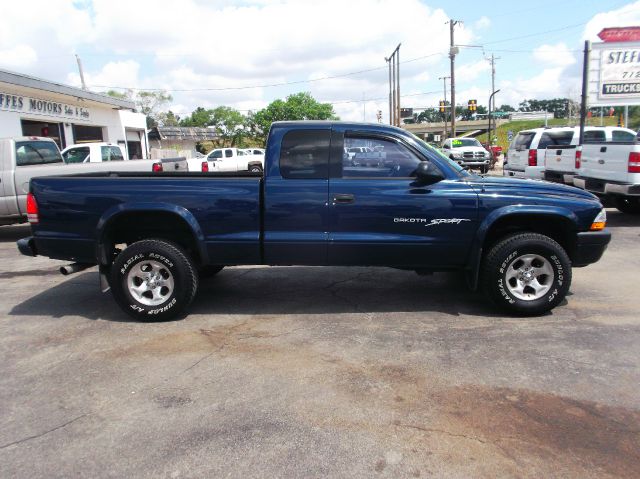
[72, 124, 104, 143]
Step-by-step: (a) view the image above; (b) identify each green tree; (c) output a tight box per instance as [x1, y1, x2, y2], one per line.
[250, 92, 338, 142]
[209, 106, 247, 146]
[162, 110, 181, 127]
[180, 107, 213, 127]
[135, 90, 173, 128]
[499, 104, 515, 112]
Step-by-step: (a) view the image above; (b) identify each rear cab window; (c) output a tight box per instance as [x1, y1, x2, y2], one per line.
[15, 141, 63, 166]
[63, 146, 90, 163]
[279, 129, 330, 179]
[537, 131, 574, 149]
[584, 130, 606, 143]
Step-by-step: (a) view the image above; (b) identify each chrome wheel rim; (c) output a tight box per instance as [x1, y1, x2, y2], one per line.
[126, 260, 174, 306]
[505, 254, 554, 301]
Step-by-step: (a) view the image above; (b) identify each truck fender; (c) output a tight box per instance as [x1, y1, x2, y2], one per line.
[465, 205, 579, 291]
[95, 202, 208, 265]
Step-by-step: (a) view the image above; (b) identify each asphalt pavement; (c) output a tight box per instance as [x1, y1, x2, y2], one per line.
[1, 209, 639, 478]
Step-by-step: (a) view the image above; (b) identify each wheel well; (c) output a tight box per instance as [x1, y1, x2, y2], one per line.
[483, 214, 576, 259]
[101, 212, 201, 265]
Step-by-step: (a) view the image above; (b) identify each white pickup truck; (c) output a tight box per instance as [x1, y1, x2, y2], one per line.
[202, 147, 265, 173]
[61, 142, 127, 163]
[1, 137, 186, 225]
[572, 128, 640, 214]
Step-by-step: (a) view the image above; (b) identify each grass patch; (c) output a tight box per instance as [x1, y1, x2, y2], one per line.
[476, 116, 619, 150]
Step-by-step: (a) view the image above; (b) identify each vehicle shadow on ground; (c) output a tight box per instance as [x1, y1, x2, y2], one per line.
[0, 224, 31, 242]
[9, 266, 515, 322]
[605, 209, 640, 228]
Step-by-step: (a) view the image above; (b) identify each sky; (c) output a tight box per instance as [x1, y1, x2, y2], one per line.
[1, 0, 639, 123]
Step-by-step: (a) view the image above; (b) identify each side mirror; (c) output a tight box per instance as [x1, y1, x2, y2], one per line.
[415, 161, 444, 185]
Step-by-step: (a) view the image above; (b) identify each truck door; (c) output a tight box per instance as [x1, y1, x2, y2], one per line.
[327, 128, 478, 267]
[263, 128, 331, 265]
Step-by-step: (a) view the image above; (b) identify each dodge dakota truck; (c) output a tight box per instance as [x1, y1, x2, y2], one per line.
[18, 121, 611, 320]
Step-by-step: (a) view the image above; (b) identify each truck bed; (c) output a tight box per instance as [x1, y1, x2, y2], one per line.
[30, 173, 263, 265]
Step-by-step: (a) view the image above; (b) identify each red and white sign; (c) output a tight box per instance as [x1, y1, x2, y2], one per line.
[598, 27, 640, 43]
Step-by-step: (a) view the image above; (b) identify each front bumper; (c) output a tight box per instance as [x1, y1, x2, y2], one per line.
[573, 177, 640, 196]
[455, 159, 490, 167]
[17, 237, 37, 257]
[572, 229, 611, 267]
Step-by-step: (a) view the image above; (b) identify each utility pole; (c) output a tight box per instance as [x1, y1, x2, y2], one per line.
[486, 54, 500, 144]
[449, 20, 460, 137]
[385, 44, 401, 126]
[75, 54, 87, 91]
[439, 76, 450, 138]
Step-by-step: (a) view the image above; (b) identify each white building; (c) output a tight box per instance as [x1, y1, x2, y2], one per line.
[0, 69, 148, 159]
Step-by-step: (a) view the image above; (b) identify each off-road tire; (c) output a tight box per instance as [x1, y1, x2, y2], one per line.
[110, 239, 198, 321]
[481, 233, 572, 316]
[614, 196, 640, 215]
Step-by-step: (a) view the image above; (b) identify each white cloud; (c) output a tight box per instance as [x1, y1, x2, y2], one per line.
[583, 1, 640, 41]
[67, 60, 141, 91]
[474, 16, 491, 30]
[532, 42, 577, 67]
[0, 45, 38, 70]
[456, 59, 492, 82]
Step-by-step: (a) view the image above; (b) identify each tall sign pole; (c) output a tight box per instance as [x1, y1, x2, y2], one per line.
[385, 44, 401, 126]
[579, 40, 591, 147]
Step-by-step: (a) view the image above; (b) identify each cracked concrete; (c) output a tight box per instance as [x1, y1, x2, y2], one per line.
[1, 211, 640, 478]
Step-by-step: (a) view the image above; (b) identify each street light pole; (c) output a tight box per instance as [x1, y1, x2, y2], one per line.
[449, 20, 460, 137]
[488, 89, 501, 157]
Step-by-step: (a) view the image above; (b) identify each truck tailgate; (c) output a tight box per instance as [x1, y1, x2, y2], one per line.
[30, 175, 262, 264]
[580, 143, 640, 183]
[545, 145, 576, 174]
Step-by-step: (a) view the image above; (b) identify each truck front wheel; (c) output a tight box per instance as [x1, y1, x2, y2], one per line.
[481, 233, 571, 316]
[110, 239, 198, 321]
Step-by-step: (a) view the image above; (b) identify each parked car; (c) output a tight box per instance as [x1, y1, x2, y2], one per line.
[61, 142, 126, 163]
[1, 136, 185, 226]
[203, 147, 264, 173]
[572, 128, 640, 214]
[18, 121, 609, 320]
[442, 137, 491, 173]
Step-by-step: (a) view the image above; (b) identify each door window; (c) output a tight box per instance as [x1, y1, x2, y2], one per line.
[342, 136, 422, 178]
[225, 149, 233, 158]
[109, 146, 124, 161]
[584, 130, 606, 143]
[279, 129, 330, 179]
[211, 150, 222, 159]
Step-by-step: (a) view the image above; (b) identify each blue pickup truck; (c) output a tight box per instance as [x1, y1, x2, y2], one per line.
[18, 121, 610, 320]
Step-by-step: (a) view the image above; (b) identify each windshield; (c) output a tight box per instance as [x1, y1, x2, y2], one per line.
[409, 133, 471, 177]
[451, 138, 481, 148]
[15, 141, 63, 166]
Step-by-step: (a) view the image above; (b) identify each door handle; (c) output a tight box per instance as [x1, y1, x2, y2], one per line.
[333, 193, 355, 204]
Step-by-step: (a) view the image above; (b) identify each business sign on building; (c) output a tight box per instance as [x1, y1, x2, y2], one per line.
[588, 35, 640, 106]
[0, 91, 91, 120]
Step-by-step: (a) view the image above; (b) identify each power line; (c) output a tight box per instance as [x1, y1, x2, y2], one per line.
[88, 52, 445, 93]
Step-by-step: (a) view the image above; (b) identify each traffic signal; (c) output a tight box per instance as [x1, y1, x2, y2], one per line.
[468, 99, 477, 112]
[439, 100, 445, 113]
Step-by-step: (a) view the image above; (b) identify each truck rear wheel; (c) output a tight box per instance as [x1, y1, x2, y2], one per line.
[110, 239, 198, 321]
[481, 233, 571, 316]
[614, 196, 640, 215]
[249, 164, 263, 174]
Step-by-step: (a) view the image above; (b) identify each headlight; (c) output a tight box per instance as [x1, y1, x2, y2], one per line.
[590, 209, 607, 231]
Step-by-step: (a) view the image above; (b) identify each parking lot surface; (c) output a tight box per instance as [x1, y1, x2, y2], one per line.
[1, 213, 639, 478]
